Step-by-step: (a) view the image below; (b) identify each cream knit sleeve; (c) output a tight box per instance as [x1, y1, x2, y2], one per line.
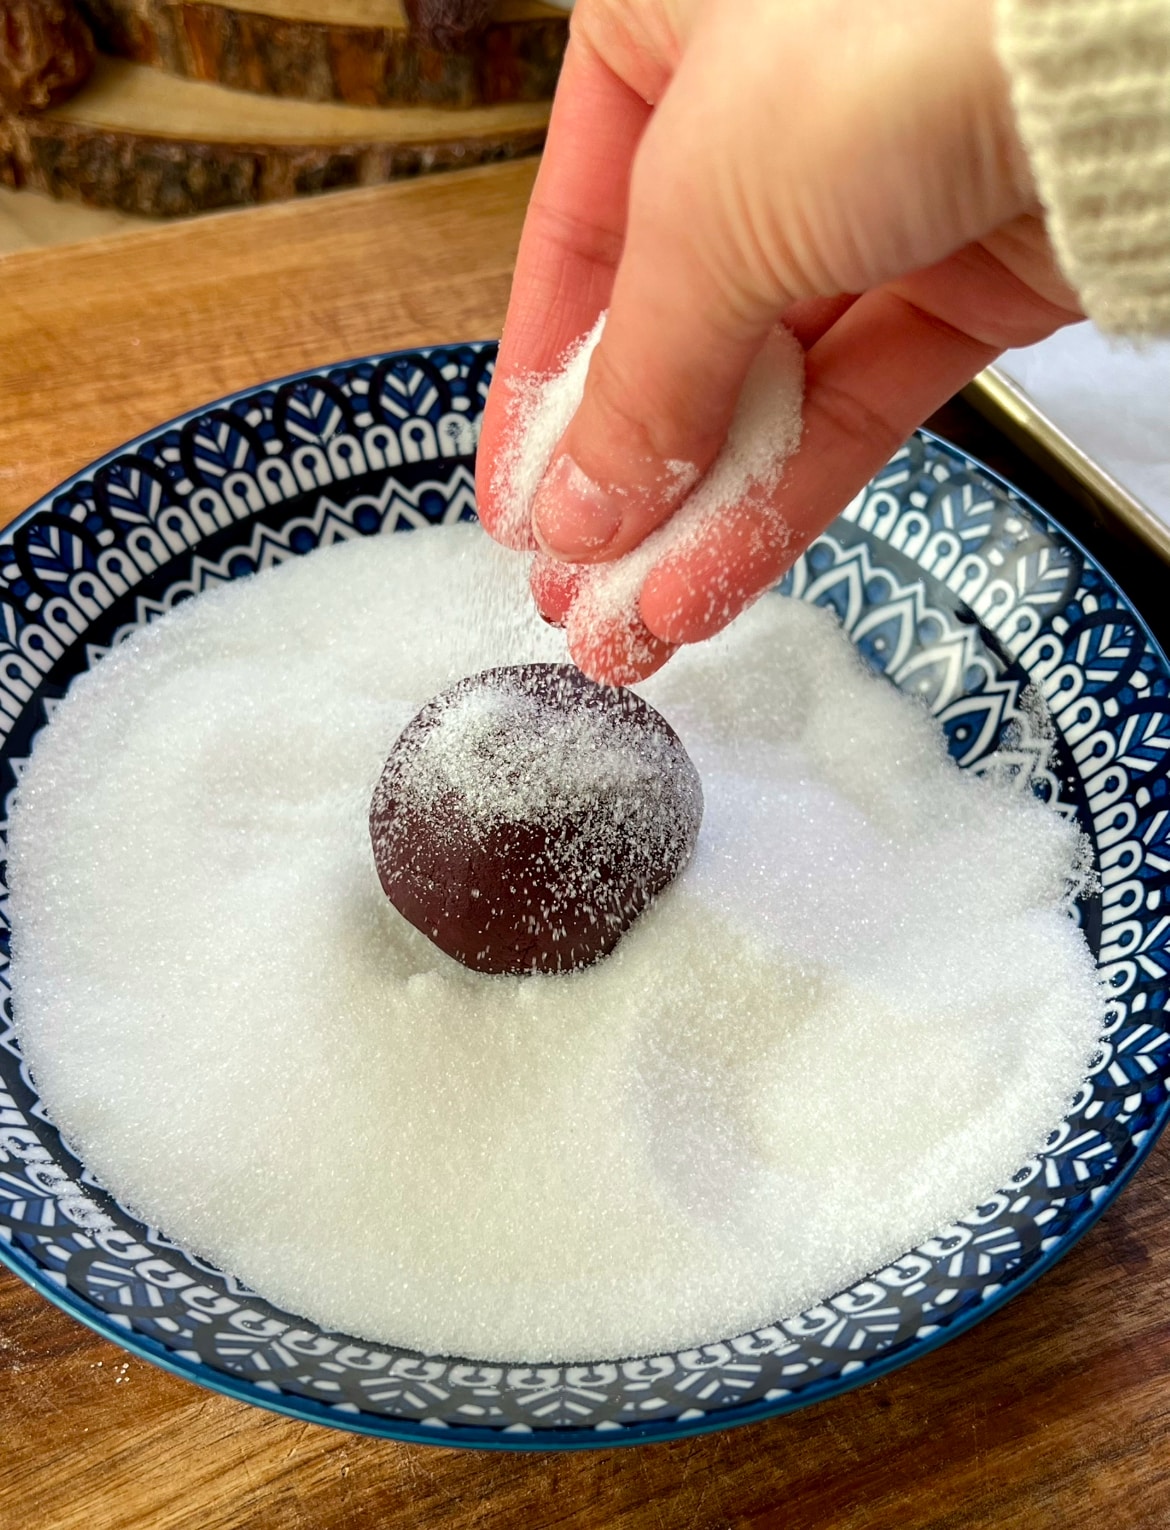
[995, 0, 1170, 336]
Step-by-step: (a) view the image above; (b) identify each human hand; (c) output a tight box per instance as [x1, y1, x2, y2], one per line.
[474, 0, 1083, 682]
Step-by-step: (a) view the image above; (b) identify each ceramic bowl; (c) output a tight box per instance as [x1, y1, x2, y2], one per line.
[1, 343, 1167, 1449]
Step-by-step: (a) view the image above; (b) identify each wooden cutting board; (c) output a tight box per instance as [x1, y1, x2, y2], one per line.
[3, 159, 1170, 1530]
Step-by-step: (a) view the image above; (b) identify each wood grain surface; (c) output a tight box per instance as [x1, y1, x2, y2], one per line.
[0, 158, 537, 517]
[2, 158, 1170, 1530]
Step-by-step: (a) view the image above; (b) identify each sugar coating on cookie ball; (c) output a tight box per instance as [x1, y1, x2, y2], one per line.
[369, 664, 703, 974]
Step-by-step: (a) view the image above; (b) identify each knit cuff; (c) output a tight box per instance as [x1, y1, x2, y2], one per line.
[995, 0, 1170, 336]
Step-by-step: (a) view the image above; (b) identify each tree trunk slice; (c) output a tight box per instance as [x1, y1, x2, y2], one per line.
[0, 56, 549, 214]
[79, 0, 567, 106]
[0, 0, 96, 112]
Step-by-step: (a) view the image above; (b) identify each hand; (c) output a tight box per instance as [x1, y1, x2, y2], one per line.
[474, 0, 1082, 682]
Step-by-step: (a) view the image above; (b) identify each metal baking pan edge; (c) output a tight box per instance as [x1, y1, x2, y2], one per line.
[964, 365, 1170, 567]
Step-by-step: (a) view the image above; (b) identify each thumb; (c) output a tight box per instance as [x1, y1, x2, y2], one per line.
[531, 55, 792, 565]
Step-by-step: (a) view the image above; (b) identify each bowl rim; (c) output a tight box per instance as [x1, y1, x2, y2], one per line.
[2, 343, 1168, 1451]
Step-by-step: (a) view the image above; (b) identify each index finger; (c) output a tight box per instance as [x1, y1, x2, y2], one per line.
[475, 33, 651, 546]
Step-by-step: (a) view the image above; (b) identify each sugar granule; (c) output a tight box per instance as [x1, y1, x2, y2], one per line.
[491, 320, 603, 548]
[494, 314, 805, 641]
[7, 526, 1104, 1363]
[388, 674, 687, 830]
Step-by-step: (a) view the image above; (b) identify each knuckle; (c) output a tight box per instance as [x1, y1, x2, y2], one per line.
[585, 342, 668, 458]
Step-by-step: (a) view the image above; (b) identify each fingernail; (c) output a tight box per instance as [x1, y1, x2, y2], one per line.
[529, 553, 580, 628]
[532, 455, 623, 561]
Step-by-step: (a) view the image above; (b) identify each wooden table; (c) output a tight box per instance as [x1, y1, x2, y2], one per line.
[3, 160, 1170, 1530]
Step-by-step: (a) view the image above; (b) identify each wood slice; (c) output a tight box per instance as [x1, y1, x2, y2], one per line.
[79, 0, 567, 106]
[0, 56, 549, 214]
[1, 0, 96, 112]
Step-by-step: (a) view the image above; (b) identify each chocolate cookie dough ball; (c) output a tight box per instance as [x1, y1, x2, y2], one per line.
[369, 664, 703, 975]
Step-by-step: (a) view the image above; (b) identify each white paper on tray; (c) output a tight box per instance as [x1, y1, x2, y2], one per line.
[999, 324, 1170, 527]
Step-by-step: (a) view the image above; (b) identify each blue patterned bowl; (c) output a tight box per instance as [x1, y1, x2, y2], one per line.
[1, 344, 1167, 1449]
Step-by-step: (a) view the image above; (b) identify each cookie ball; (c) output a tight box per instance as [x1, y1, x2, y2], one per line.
[369, 664, 703, 975]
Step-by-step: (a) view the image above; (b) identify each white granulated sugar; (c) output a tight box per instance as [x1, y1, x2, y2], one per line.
[571, 324, 805, 638]
[492, 316, 606, 547]
[8, 525, 1103, 1363]
[396, 678, 682, 828]
[495, 313, 805, 637]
